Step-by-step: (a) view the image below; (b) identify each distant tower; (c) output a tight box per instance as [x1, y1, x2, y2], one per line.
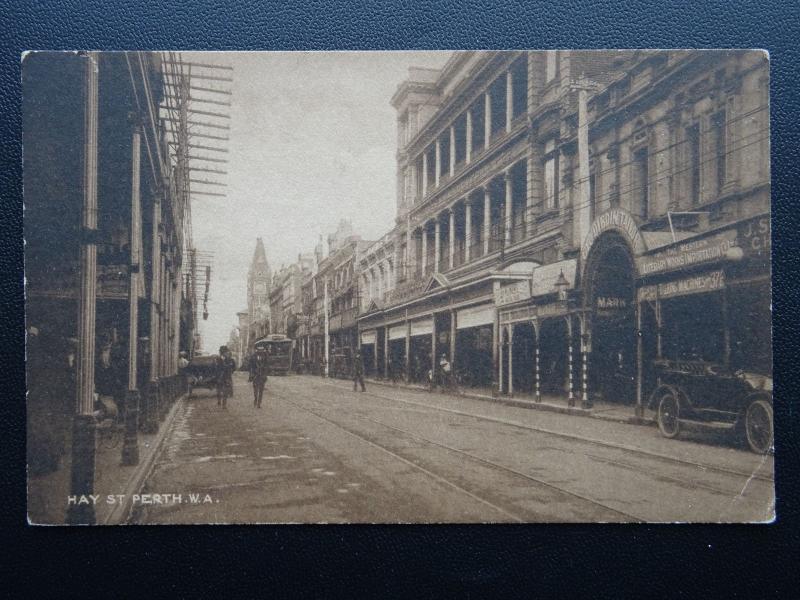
[247, 237, 272, 338]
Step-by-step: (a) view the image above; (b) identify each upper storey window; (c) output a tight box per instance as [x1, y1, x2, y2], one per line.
[545, 51, 558, 83]
[511, 56, 528, 120]
[543, 139, 559, 210]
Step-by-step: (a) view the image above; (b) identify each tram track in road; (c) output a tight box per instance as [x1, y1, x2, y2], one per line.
[274, 390, 644, 523]
[303, 377, 773, 486]
[273, 392, 526, 522]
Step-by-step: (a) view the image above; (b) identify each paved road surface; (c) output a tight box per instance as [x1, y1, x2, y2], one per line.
[133, 373, 774, 524]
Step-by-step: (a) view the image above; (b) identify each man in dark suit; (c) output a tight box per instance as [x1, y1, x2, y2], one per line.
[249, 345, 269, 408]
[216, 345, 236, 409]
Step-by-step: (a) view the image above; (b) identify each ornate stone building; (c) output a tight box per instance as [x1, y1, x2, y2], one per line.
[358, 50, 770, 416]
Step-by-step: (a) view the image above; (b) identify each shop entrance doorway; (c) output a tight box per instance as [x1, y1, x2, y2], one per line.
[584, 232, 637, 405]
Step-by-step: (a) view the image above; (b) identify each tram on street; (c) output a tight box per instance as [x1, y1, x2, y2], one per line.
[253, 334, 294, 375]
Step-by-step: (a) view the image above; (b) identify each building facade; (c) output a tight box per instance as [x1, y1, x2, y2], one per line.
[294, 221, 373, 377]
[357, 232, 397, 377]
[25, 52, 193, 523]
[357, 50, 770, 415]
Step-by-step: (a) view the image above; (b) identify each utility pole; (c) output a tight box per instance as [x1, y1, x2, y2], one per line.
[67, 51, 99, 525]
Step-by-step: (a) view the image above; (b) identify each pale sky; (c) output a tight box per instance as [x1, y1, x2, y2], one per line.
[185, 52, 451, 351]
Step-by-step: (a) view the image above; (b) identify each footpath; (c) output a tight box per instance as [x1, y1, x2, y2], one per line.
[366, 377, 653, 426]
[28, 397, 184, 525]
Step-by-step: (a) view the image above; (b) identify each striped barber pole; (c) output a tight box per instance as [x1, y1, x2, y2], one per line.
[567, 340, 574, 406]
[582, 349, 588, 404]
[535, 346, 541, 402]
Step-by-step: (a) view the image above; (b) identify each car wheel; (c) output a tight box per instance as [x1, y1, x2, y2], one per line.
[745, 399, 773, 454]
[657, 389, 681, 439]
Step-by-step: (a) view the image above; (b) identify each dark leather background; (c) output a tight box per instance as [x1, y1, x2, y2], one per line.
[2, 0, 798, 596]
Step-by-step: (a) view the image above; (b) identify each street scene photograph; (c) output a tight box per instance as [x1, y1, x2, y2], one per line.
[24, 49, 773, 525]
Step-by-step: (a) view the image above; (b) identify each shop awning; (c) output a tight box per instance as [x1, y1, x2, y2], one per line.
[457, 304, 494, 330]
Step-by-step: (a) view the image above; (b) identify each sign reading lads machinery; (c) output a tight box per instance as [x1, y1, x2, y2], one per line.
[638, 270, 726, 302]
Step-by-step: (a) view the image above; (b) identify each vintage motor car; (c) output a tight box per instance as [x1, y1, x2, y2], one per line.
[185, 355, 221, 398]
[648, 359, 773, 454]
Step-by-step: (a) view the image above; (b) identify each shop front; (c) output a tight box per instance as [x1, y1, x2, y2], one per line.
[454, 303, 495, 390]
[359, 329, 377, 376]
[577, 208, 771, 417]
[387, 322, 407, 381]
[635, 214, 771, 414]
[499, 296, 583, 403]
[408, 317, 433, 384]
[495, 260, 583, 402]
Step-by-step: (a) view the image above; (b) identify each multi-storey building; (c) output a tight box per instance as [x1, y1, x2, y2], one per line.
[296, 221, 373, 377]
[357, 232, 397, 376]
[268, 255, 313, 339]
[24, 52, 193, 523]
[358, 50, 770, 416]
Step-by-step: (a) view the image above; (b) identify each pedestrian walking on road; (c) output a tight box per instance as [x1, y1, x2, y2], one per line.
[217, 345, 236, 409]
[249, 345, 269, 408]
[352, 350, 366, 392]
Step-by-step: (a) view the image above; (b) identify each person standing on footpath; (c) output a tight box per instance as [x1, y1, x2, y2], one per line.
[178, 351, 189, 393]
[216, 345, 236, 409]
[248, 344, 269, 408]
[352, 349, 366, 392]
[438, 352, 452, 393]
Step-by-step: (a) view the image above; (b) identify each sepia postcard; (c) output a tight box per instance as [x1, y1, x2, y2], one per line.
[24, 50, 773, 525]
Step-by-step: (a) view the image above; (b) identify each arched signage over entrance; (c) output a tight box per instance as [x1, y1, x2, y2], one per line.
[580, 209, 644, 407]
[580, 208, 645, 264]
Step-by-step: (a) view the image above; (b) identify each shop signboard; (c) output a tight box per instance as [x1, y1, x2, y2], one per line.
[581, 208, 645, 262]
[737, 215, 770, 259]
[499, 301, 568, 325]
[636, 229, 738, 276]
[388, 324, 407, 340]
[457, 304, 494, 329]
[638, 270, 726, 302]
[360, 330, 376, 345]
[493, 280, 531, 307]
[409, 318, 433, 337]
[28, 262, 135, 300]
[530, 259, 578, 297]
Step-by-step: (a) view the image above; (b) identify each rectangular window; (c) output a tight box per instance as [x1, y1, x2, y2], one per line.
[490, 76, 506, 138]
[426, 146, 436, 188]
[439, 132, 450, 179]
[415, 155, 424, 199]
[687, 124, 700, 206]
[511, 56, 528, 119]
[471, 97, 485, 152]
[454, 113, 467, 165]
[544, 156, 558, 210]
[545, 51, 558, 83]
[712, 110, 727, 194]
[632, 147, 649, 220]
